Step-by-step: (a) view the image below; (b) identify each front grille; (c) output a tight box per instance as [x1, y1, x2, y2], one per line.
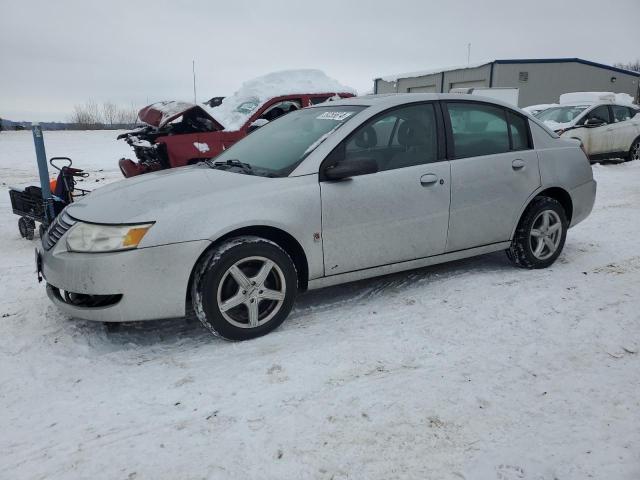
[42, 210, 76, 250]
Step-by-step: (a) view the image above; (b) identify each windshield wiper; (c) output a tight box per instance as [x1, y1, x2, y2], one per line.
[205, 158, 254, 174]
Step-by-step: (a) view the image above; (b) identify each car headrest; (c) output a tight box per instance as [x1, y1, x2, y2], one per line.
[354, 126, 377, 148]
[397, 119, 428, 147]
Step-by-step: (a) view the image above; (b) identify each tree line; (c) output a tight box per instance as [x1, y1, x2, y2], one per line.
[613, 60, 640, 73]
[68, 100, 139, 130]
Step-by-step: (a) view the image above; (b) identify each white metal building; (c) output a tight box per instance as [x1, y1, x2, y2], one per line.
[374, 58, 640, 107]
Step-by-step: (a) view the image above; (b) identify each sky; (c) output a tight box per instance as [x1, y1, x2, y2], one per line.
[1, 0, 639, 122]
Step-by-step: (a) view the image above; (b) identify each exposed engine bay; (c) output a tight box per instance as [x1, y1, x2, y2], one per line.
[117, 103, 223, 176]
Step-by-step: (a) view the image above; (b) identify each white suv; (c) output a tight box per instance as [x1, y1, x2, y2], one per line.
[536, 102, 640, 162]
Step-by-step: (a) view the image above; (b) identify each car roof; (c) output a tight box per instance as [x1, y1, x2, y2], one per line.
[317, 92, 527, 111]
[556, 101, 638, 109]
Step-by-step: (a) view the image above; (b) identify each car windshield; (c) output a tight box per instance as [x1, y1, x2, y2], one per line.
[210, 105, 365, 176]
[536, 105, 589, 123]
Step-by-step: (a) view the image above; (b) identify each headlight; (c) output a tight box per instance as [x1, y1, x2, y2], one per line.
[66, 222, 154, 253]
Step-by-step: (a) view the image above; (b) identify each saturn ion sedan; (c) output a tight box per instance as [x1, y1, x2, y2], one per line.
[38, 94, 596, 340]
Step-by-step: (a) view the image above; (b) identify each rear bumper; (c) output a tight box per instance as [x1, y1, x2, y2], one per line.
[40, 239, 210, 322]
[569, 179, 597, 228]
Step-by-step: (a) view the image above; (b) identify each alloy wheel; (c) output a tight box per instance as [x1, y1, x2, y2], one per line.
[216, 256, 286, 328]
[529, 210, 562, 260]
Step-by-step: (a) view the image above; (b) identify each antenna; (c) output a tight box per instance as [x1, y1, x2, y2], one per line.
[467, 43, 471, 65]
[192, 60, 197, 104]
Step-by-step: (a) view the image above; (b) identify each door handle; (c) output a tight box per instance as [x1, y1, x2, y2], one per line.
[420, 173, 438, 186]
[512, 159, 525, 170]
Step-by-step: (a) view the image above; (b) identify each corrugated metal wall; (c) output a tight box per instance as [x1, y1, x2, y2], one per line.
[374, 61, 639, 107]
[493, 62, 639, 106]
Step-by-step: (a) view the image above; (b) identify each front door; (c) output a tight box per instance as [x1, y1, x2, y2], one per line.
[579, 105, 612, 156]
[443, 102, 541, 252]
[320, 103, 451, 275]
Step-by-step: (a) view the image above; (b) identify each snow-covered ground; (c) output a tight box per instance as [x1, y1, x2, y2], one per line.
[1, 130, 639, 480]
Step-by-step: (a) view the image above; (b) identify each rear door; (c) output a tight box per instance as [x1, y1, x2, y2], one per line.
[443, 101, 540, 252]
[320, 102, 451, 274]
[609, 105, 640, 153]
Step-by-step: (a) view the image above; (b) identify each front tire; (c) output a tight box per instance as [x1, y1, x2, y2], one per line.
[506, 197, 567, 269]
[191, 236, 298, 340]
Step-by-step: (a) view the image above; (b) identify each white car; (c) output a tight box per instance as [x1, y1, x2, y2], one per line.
[536, 102, 640, 162]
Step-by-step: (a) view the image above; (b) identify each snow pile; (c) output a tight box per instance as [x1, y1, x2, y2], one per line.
[2, 131, 640, 479]
[207, 69, 356, 131]
[614, 93, 635, 105]
[559, 91, 636, 105]
[522, 103, 558, 115]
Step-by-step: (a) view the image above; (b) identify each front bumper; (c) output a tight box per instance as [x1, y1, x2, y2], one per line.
[40, 239, 210, 322]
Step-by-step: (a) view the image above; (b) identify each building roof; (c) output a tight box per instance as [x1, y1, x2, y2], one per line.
[376, 58, 640, 82]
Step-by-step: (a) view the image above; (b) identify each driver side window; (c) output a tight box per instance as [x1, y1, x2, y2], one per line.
[584, 105, 611, 125]
[343, 104, 438, 172]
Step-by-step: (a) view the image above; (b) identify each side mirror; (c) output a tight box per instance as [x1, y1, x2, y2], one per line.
[248, 118, 269, 133]
[324, 158, 378, 181]
[584, 117, 606, 128]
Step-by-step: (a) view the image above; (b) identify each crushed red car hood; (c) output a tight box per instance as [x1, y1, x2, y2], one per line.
[138, 101, 225, 130]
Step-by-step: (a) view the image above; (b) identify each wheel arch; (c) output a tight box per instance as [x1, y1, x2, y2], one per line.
[185, 225, 310, 308]
[629, 134, 640, 159]
[512, 186, 574, 239]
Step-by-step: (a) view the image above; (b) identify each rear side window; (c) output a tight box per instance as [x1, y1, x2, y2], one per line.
[507, 111, 531, 151]
[446, 103, 510, 158]
[611, 105, 633, 123]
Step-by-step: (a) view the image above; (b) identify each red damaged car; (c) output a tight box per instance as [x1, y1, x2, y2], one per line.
[118, 70, 355, 177]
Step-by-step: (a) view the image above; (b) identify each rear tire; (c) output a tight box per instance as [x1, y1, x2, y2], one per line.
[191, 236, 298, 341]
[506, 197, 567, 269]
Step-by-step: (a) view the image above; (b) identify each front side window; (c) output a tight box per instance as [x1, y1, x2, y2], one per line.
[342, 103, 438, 171]
[211, 105, 365, 176]
[446, 103, 510, 158]
[583, 105, 611, 125]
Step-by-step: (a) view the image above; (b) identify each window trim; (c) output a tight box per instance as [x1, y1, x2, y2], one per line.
[319, 101, 446, 181]
[441, 100, 533, 160]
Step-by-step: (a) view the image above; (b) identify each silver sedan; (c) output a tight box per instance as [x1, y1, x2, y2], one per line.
[38, 94, 597, 340]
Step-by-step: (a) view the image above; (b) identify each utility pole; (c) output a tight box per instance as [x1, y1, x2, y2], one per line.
[467, 43, 471, 65]
[192, 60, 197, 104]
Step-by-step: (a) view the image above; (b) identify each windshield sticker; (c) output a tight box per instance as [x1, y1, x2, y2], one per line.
[316, 111, 354, 121]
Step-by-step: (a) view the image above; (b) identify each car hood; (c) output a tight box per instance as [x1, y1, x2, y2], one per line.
[65, 166, 270, 224]
[138, 101, 225, 130]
